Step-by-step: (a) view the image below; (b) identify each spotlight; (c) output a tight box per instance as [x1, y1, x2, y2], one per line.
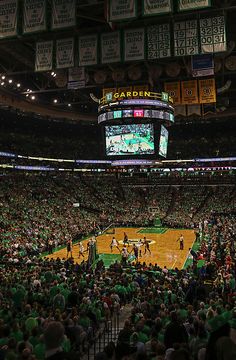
[68, 103, 71, 107]
[1, 75, 5, 80]
[51, 72, 55, 76]
[8, 79, 13, 83]
[31, 95, 35, 100]
[17, 83, 21, 88]
[1, 82, 4, 86]
[53, 99, 58, 103]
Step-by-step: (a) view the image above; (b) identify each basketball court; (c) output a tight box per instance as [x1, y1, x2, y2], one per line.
[45, 227, 195, 269]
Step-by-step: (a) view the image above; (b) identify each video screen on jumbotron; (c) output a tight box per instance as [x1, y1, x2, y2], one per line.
[105, 123, 155, 156]
[159, 125, 169, 158]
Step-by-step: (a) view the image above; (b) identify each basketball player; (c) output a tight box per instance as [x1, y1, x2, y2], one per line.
[143, 237, 151, 255]
[110, 236, 119, 252]
[131, 244, 139, 261]
[67, 239, 73, 258]
[123, 232, 129, 246]
[121, 245, 129, 265]
[137, 239, 143, 257]
[177, 234, 184, 250]
[78, 241, 85, 258]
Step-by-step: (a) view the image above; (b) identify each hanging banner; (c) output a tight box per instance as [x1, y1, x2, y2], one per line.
[178, 0, 211, 11]
[164, 82, 181, 105]
[35, 41, 53, 72]
[143, 0, 172, 16]
[51, 0, 76, 30]
[192, 54, 214, 77]
[124, 28, 145, 62]
[0, 0, 18, 38]
[147, 23, 171, 59]
[23, 0, 46, 34]
[187, 104, 201, 116]
[56, 38, 74, 69]
[68, 67, 85, 89]
[109, 0, 137, 22]
[78, 35, 98, 66]
[181, 80, 198, 104]
[199, 78, 216, 103]
[200, 15, 226, 53]
[174, 20, 199, 56]
[101, 31, 121, 64]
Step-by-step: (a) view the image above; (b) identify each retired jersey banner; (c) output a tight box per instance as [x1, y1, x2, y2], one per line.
[109, 0, 137, 22]
[56, 38, 74, 69]
[23, 0, 46, 34]
[181, 80, 198, 104]
[101, 31, 121, 64]
[199, 78, 216, 103]
[164, 82, 181, 105]
[200, 16, 226, 53]
[178, 0, 211, 11]
[51, 0, 76, 30]
[124, 28, 145, 62]
[0, 0, 18, 38]
[78, 35, 98, 66]
[35, 41, 53, 72]
[143, 0, 172, 16]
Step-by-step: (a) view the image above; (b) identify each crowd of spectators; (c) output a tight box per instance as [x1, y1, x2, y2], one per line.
[0, 213, 236, 360]
[0, 171, 236, 360]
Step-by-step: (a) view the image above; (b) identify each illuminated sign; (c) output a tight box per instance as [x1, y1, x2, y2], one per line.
[113, 110, 122, 118]
[134, 109, 144, 117]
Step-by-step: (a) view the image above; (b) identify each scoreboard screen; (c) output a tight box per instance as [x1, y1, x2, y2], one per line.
[105, 123, 155, 157]
[159, 125, 169, 158]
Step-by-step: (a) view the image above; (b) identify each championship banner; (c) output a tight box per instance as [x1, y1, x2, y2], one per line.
[199, 78, 216, 104]
[178, 0, 211, 11]
[101, 31, 121, 64]
[35, 41, 53, 72]
[200, 16, 226, 53]
[181, 80, 199, 104]
[124, 28, 145, 62]
[56, 38, 74, 69]
[164, 82, 181, 105]
[78, 35, 98, 66]
[0, 0, 18, 38]
[147, 24, 171, 59]
[143, 0, 172, 16]
[51, 0, 76, 30]
[109, 0, 137, 22]
[23, 0, 46, 34]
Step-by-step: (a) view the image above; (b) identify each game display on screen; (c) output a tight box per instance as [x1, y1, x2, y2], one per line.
[105, 123, 155, 156]
[159, 125, 168, 158]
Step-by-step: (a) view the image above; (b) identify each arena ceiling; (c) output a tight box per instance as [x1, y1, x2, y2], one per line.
[0, 0, 236, 122]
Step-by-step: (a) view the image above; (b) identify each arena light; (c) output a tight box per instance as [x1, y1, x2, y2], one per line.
[17, 83, 21, 88]
[31, 95, 35, 100]
[1, 75, 5, 80]
[8, 79, 13, 83]
[68, 103, 71, 107]
[53, 99, 58, 103]
[1, 82, 4, 86]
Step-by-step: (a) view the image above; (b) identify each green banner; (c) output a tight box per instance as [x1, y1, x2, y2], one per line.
[78, 35, 98, 66]
[101, 31, 121, 64]
[109, 0, 137, 22]
[23, 0, 46, 34]
[178, 0, 211, 11]
[51, 0, 76, 30]
[143, 0, 172, 16]
[0, 0, 18, 38]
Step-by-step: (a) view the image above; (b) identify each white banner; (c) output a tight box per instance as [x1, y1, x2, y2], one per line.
[78, 35, 98, 66]
[101, 31, 121, 64]
[0, 0, 18, 38]
[51, 0, 76, 30]
[109, 0, 136, 21]
[23, 0, 46, 34]
[56, 38, 74, 69]
[68, 67, 85, 82]
[124, 28, 145, 62]
[35, 41, 53, 72]
[143, 0, 172, 16]
[178, 0, 210, 11]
